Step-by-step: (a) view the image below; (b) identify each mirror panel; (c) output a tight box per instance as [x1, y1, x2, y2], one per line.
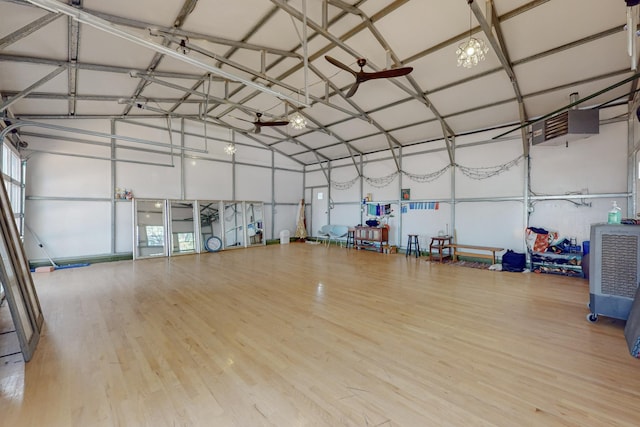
[0, 166, 41, 361]
[0, 231, 34, 347]
[246, 202, 264, 246]
[223, 202, 245, 249]
[198, 201, 223, 252]
[0, 187, 43, 330]
[170, 201, 196, 256]
[135, 199, 167, 258]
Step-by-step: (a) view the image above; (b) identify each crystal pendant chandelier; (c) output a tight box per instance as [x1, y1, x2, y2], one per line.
[456, 38, 488, 68]
[224, 129, 236, 155]
[456, 1, 489, 68]
[224, 142, 237, 155]
[289, 111, 307, 130]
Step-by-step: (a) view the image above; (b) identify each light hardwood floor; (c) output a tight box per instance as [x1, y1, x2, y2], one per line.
[1, 243, 639, 426]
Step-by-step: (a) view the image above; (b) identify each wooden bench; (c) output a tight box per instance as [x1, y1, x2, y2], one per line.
[445, 243, 504, 264]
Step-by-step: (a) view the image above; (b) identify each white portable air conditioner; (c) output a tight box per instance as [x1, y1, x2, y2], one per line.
[588, 224, 640, 322]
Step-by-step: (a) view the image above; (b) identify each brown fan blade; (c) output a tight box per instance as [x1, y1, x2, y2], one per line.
[358, 67, 413, 82]
[326, 55, 413, 97]
[256, 120, 290, 127]
[324, 55, 357, 76]
[231, 115, 254, 124]
[345, 81, 361, 98]
[253, 112, 288, 130]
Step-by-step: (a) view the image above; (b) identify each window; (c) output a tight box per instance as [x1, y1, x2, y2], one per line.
[145, 226, 165, 246]
[177, 233, 195, 251]
[2, 143, 24, 233]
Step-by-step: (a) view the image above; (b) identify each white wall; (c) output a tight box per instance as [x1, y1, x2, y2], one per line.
[528, 121, 629, 245]
[23, 118, 304, 261]
[22, 111, 631, 261]
[308, 116, 630, 256]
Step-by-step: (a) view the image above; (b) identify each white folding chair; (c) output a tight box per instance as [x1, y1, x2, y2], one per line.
[317, 224, 331, 245]
[328, 225, 349, 247]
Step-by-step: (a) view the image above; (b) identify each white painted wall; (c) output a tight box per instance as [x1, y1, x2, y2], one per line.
[22, 110, 631, 262]
[23, 118, 304, 261]
[308, 116, 630, 257]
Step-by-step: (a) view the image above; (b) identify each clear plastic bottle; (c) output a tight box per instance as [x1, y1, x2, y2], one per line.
[608, 201, 622, 224]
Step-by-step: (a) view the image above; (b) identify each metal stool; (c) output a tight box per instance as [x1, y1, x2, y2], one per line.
[346, 228, 356, 249]
[406, 234, 420, 258]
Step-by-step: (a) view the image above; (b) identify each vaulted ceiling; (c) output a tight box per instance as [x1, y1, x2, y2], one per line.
[0, 0, 637, 166]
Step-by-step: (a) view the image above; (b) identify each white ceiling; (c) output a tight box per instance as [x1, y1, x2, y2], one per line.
[0, 0, 637, 166]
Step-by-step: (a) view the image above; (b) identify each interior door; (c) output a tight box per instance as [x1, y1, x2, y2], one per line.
[311, 187, 329, 237]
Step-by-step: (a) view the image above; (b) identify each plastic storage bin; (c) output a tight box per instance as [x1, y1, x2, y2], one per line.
[279, 230, 290, 244]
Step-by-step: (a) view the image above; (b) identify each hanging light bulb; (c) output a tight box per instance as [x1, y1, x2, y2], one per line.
[456, 1, 489, 68]
[289, 90, 307, 130]
[456, 37, 488, 68]
[224, 128, 236, 155]
[289, 111, 307, 130]
[224, 142, 237, 155]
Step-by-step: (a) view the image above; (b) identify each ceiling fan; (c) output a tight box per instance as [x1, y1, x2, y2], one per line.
[324, 56, 413, 98]
[235, 112, 289, 134]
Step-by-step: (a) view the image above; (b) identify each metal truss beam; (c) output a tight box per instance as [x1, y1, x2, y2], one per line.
[0, 11, 61, 50]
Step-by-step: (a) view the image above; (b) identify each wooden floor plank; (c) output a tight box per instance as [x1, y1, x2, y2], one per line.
[1, 243, 639, 426]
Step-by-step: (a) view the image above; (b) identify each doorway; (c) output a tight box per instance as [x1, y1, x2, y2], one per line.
[311, 187, 329, 237]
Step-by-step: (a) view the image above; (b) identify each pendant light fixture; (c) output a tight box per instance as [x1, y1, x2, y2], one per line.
[289, 91, 307, 130]
[224, 129, 237, 155]
[456, 0, 489, 68]
[289, 111, 307, 130]
[224, 143, 237, 155]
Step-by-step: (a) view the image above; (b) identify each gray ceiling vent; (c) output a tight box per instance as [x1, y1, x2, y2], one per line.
[531, 109, 600, 146]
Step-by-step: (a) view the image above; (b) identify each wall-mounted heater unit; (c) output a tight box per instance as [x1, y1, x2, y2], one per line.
[588, 223, 640, 323]
[531, 109, 600, 146]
